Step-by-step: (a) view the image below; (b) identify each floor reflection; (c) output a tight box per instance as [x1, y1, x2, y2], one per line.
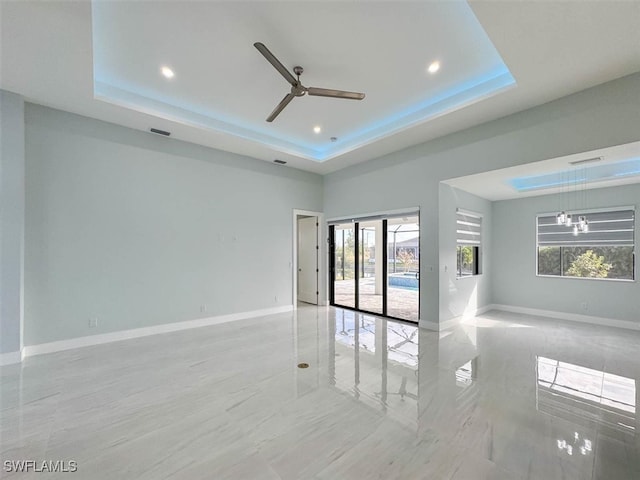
[334, 312, 376, 352]
[330, 309, 419, 427]
[557, 432, 593, 457]
[455, 358, 476, 387]
[297, 306, 640, 478]
[537, 356, 636, 434]
[387, 321, 419, 368]
[326, 310, 639, 438]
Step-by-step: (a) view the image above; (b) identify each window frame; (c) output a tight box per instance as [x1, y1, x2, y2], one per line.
[457, 245, 479, 278]
[535, 206, 636, 283]
[456, 208, 483, 279]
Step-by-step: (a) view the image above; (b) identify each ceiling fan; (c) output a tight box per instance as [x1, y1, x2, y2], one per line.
[254, 42, 366, 122]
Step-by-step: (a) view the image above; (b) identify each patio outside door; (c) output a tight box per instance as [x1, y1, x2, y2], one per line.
[330, 213, 419, 323]
[386, 215, 419, 322]
[357, 220, 383, 315]
[332, 223, 356, 308]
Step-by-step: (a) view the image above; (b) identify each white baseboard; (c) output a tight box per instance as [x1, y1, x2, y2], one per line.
[419, 305, 494, 332]
[295, 300, 329, 308]
[0, 350, 22, 366]
[488, 304, 640, 331]
[22, 305, 294, 359]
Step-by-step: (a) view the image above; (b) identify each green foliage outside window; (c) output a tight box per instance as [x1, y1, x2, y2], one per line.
[457, 245, 478, 277]
[565, 250, 612, 278]
[335, 229, 355, 280]
[538, 246, 633, 280]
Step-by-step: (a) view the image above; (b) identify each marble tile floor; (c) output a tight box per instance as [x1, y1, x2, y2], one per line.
[1, 306, 639, 479]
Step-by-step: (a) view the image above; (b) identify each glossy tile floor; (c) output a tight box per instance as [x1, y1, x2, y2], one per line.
[1, 306, 639, 479]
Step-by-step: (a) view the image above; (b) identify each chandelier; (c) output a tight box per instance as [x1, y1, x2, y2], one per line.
[556, 167, 589, 235]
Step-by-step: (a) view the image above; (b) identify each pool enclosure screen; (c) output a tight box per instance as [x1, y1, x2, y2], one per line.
[329, 213, 419, 322]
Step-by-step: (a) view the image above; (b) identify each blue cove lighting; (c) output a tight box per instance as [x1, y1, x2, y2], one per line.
[508, 158, 640, 192]
[92, 1, 516, 162]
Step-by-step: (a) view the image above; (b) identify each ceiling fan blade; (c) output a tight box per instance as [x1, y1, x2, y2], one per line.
[254, 42, 297, 86]
[307, 87, 365, 100]
[266, 93, 295, 122]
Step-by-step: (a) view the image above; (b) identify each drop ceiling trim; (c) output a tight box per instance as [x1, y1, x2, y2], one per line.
[94, 69, 515, 163]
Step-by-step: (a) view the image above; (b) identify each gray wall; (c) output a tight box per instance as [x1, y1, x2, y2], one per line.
[0, 90, 25, 355]
[324, 73, 640, 325]
[24, 105, 323, 345]
[439, 185, 492, 324]
[492, 183, 640, 323]
[15, 72, 640, 346]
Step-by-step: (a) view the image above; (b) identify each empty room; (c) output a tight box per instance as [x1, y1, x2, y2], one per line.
[1, 1, 639, 479]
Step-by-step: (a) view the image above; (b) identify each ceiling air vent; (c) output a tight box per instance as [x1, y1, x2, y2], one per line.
[150, 128, 171, 137]
[273, 159, 287, 165]
[569, 156, 602, 166]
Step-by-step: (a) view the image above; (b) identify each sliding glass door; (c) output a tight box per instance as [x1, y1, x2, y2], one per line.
[330, 213, 419, 323]
[358, 220, 383, 315]
[332, 223, 356, 308]
[386, 216, 420, 322]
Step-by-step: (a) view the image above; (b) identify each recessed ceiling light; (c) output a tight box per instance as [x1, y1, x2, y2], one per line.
[427, 61, 440, 74]
[161, 66, 175, 79]
[313, 126, 322, 134]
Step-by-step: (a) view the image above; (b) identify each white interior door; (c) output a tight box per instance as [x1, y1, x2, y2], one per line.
[298, 216, 318, 304]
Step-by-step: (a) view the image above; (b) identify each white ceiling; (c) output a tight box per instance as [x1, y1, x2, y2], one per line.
[92, 1, 513, 163]
[444, 141, 640, 201]
[1, 1, 639, 174]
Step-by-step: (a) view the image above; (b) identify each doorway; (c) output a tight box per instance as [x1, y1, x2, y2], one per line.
[329, 213, 419, 322]
[293, 209, 325, 306]
[297, 215, 318, 305]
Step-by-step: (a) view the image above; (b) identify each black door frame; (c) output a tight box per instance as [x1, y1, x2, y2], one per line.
[329, 216, 419, 324]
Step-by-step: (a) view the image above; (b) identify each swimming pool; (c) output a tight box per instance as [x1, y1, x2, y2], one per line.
[388, 272, 419, 289]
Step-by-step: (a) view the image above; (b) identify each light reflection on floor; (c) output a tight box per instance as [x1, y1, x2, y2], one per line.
[2, 306, 639, 479]
[331, 309, 419, 428]
[314, 307, 640, 478]
[537, 356, 636, 435]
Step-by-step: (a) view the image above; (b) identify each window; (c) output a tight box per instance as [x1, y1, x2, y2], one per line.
[457, 245, 478, 277]
[456, 210, 482, 278]
[537, 208, 635, 281]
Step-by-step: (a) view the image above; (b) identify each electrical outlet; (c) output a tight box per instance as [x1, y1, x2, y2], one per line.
[89, 317, 98, 328]
[581, 302, 588, 311]
[274, 295, 278, 303]
[200, 305, 207, 313]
